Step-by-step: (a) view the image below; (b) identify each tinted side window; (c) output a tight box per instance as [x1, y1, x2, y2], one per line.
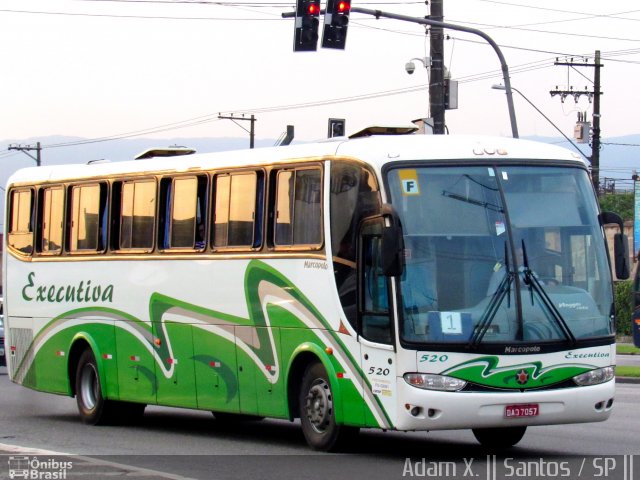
[159, 175, 207, 250]
[330, 162, 381, 327]
[8, 188, 35, 254]
[213, 171, 261, 249]
[69, 183, 107, 252]
[172, 177, 198, 248]
[120, 179, 156, 250]
[274, 167, 322, 247]
[41, 186, 64, 254]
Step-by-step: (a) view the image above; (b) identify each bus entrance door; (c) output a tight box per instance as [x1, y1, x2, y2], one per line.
[359, 219, 398, 426]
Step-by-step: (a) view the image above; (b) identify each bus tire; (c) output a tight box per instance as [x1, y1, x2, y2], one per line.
[299, 362, 358, 451]
[472, 426, 527, 448]
[75, 349, 117, 425]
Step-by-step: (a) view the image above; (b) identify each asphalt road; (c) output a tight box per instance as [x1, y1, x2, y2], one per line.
[0, 365, 639, 480]
[617, 354, 640, 367]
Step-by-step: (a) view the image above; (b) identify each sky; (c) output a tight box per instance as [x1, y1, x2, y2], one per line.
[1, 0, 640, 146]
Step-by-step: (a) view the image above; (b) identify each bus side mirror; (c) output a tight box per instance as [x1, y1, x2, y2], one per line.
[381, 204, 404, 277]
[614, 233, 630, 280]
[600, 211, 630, 280]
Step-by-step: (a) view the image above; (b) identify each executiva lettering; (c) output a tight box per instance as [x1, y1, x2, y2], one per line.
[22, 272, 114, 303]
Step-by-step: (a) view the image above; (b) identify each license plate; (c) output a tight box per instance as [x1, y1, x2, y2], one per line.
[505, 403, 539, 418]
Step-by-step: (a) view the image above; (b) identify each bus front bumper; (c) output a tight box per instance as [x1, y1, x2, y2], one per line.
[393, 378, 615, 431]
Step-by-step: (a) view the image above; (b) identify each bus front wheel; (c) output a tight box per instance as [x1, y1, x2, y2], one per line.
[299, 362, 358, 451]
[472, 426, 527, 448]
[75, 349, 116, 425]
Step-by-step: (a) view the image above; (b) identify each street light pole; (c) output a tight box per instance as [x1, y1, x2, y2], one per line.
[491, 84, 588, 161]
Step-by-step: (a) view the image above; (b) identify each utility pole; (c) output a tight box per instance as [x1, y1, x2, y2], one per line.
[550, 50, 602, 193]
[8, 142, 42, 166]
[429, 0, 445, 134]
[217, 114, 256, 149]
[592, 50, 602, 194]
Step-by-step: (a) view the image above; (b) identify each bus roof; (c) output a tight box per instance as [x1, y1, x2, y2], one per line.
[6, 134, 585, 186]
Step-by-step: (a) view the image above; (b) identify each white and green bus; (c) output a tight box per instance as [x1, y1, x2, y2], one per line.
[3, 132, 629, 451]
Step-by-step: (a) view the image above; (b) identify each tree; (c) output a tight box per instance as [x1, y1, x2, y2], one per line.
[598, 192, 634, 222]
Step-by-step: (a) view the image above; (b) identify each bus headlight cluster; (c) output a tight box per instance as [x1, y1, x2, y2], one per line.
[573, 366, 615, 386]
[403, 373, 467, 392]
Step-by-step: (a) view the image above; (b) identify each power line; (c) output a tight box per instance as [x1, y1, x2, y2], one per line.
[446, 18, 640, 43]
[602, 142, 640, 147]
[470, 0, 640, 20]
[0, 7, 284, 21]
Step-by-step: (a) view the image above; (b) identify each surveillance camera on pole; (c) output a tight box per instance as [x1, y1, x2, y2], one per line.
[404, 57, 429, 75]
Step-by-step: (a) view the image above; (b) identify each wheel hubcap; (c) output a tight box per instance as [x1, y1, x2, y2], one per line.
[304, 379, 333, 434]
[79, 364, 98, 411]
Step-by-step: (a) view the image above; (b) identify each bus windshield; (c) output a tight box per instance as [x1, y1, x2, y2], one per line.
[387, 164, 614, 346]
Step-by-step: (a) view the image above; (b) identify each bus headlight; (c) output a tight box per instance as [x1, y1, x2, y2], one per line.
[573, 366, 615, 386]
[404, 373, 467, 392]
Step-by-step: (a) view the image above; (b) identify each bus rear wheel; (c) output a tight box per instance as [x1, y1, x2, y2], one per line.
[472, 426, 527, 448]
[76, 349, 115, 425]
[299, 362, 358, 451]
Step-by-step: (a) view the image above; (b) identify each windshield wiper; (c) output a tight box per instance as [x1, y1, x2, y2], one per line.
[441, 190, 504, 213]
[521, 242, 576, 345]
[468, 244, 513, 349]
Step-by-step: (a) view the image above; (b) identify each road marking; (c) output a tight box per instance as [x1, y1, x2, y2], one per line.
[0, 442, 198, 480]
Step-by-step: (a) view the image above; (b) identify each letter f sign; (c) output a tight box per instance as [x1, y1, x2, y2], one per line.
[402, 179, 420, 195]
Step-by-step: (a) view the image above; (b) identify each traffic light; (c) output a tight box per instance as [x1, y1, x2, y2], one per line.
[294, 0, 321, 52]
[322, 0, 350, 49]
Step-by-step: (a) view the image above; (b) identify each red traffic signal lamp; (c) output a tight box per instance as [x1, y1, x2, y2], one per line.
[322, 0, 350, 49]
[337, 1, 350, 13]
[294, 0, 321, 51]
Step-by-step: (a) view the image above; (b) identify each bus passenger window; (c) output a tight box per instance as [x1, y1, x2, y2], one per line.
[68, 183, 106, 253]
[40, 186, 64, 254]
[119, 179, 156, 251]
[158, 175, 208, 251]
[171, 177, 198, 248]
[213, 171, 259, 249]
[274, 168, 322, 247]
[8, 188, 35, 254]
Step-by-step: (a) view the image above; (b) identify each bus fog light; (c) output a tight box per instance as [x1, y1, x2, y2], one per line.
[403, 373, 467, 392]
[573, 366, 615, 386]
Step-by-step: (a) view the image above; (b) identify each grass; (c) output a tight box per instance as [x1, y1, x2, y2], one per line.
[616, 366, 640, 378]
[616, 344, 640, 355]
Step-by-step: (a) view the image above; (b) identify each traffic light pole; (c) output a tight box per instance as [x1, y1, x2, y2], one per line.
[282, 6, 519, 137]
[341, 7, 520, 138]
